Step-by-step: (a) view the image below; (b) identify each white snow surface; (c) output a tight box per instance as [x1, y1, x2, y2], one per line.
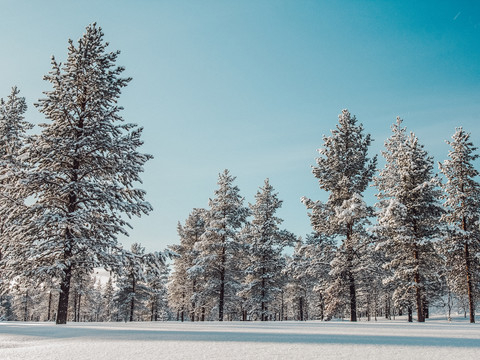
[1, 318, 479, 360]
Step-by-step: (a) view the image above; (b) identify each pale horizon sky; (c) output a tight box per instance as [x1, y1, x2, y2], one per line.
[1, 0, 479, 253]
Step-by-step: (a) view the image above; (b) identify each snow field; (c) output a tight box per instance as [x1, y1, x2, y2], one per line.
[1, 318, 479, 360]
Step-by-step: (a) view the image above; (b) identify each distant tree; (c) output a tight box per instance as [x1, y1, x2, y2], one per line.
[115, 243, 148, 321]
[146, 261, 169, 321]
[285, 239, 314, 321]
[241, 179, 295, 321]
[303, 233, 336, 320]
[374, 118, 443, 322]
[69, 269, 94, 322]
[103, 276, 115, 321]
[439, 127, 480, 323]
[302, 109, 377, 321]
[193, 170, 250, 321]
[169, 208, 207, 321]
[4, 24, 152, 324]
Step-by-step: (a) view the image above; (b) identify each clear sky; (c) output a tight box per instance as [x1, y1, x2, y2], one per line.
[1, 0, 479, 253]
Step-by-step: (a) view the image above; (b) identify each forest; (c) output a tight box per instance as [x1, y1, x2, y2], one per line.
[0, 24, 479, 325]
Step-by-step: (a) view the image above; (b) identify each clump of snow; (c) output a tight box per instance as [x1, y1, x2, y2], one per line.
[0, 318, 478, 360]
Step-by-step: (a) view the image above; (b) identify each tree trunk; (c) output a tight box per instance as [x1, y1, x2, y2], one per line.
[464, 242, 475, 323]
[346, 225, 357, 322]
[47, 291, 52, 321]
[299, 297, 304, 321]
[348, 269, 357, 322]
[191, 280, 196, 322]
[129, 276, 136, 322]
[281, 291, 285, 321]
[318, 292, 324, 321]
[23, 290, 28, 322]
[407, 306, 413, 322]
[77, 293, 82, 322]
[219, 244, 226, 322]
[73, 290, 78, 322]
[56, 265, 72, 324]
[150, 299, 155, 321]
[413, 247, 425, 322]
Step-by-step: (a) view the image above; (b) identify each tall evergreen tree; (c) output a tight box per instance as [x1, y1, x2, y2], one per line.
[374, 118, 443, 322]
[193, 170, 249, 321]
[4, 24, 152, 324]
[439, 127, 480, 323]
[241, 179, 295, 321]
[302, 109, 377, 321]
[0, 87, 32, 292]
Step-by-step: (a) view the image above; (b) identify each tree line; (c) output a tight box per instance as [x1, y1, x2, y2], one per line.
[169, 111, 480, 324]
[1, 24, 479, 324]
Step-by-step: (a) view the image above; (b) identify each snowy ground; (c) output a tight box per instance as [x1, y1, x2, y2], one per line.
[1, 318, 479, 360]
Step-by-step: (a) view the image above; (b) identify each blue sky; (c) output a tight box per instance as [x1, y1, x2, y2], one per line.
[1, 0, 479, 252]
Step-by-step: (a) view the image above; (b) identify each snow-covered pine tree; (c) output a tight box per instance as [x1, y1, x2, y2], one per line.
[0, 87, 31, 167]
[374, 118, 443, 322]
[103, 276, 115, 321]
[439, 127, 480, 323]
[302, 109, 377, 322]
[146, 260, 169, 321]
[193, 170, 249, 321]
[304, 232, 336, 320]
[241, 179, 295, 321]
[4, 24, 152, 324]
[285, 239, 317, 320]
[115, 243, 159, 322]
[169, 208, 206, 321]
[0, 87, 32, 292]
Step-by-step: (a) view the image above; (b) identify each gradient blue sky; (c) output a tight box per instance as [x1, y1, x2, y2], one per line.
[1, 0, 479, 252]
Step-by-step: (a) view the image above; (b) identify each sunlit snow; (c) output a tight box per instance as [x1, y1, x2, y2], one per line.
[1, 317, 479, 360]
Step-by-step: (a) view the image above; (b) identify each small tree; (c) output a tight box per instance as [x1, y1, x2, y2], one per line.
[169, 208, 207, 321]
[241, 179, 295, 321]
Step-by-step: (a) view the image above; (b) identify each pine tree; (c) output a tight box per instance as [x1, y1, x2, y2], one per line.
[4, 24, 152, 324]
[103, 276, 115, 321]
[0, 87, 32, 293]
[193, 170, 249, 321]
[439, 127, 480, 323]
[146, 261, 169, 321]
[302, 109, 377, 321]
[169, 208, 206, 321]
[116, 243, 148, 322]
[241, 179, 295, 321]
[285, 239, 317, 321]
[374, 118, 443, 322]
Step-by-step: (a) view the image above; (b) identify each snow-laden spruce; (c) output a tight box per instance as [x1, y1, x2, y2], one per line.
[168, 208, 207, 321]
[240, 179, 295, 321]
[0, 87, 32, 306]
[285, 234, 336, 321]
[302, 109, 377, 322]
[115, 243, 167, 322]
[439, 127, 480, 323]
[192, 170, 249, 321]
[374, 117, 443, 322]
[3, 24, 152, 325]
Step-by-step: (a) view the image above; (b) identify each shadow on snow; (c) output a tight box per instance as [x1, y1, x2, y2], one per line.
[1, 323, 479, 348]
